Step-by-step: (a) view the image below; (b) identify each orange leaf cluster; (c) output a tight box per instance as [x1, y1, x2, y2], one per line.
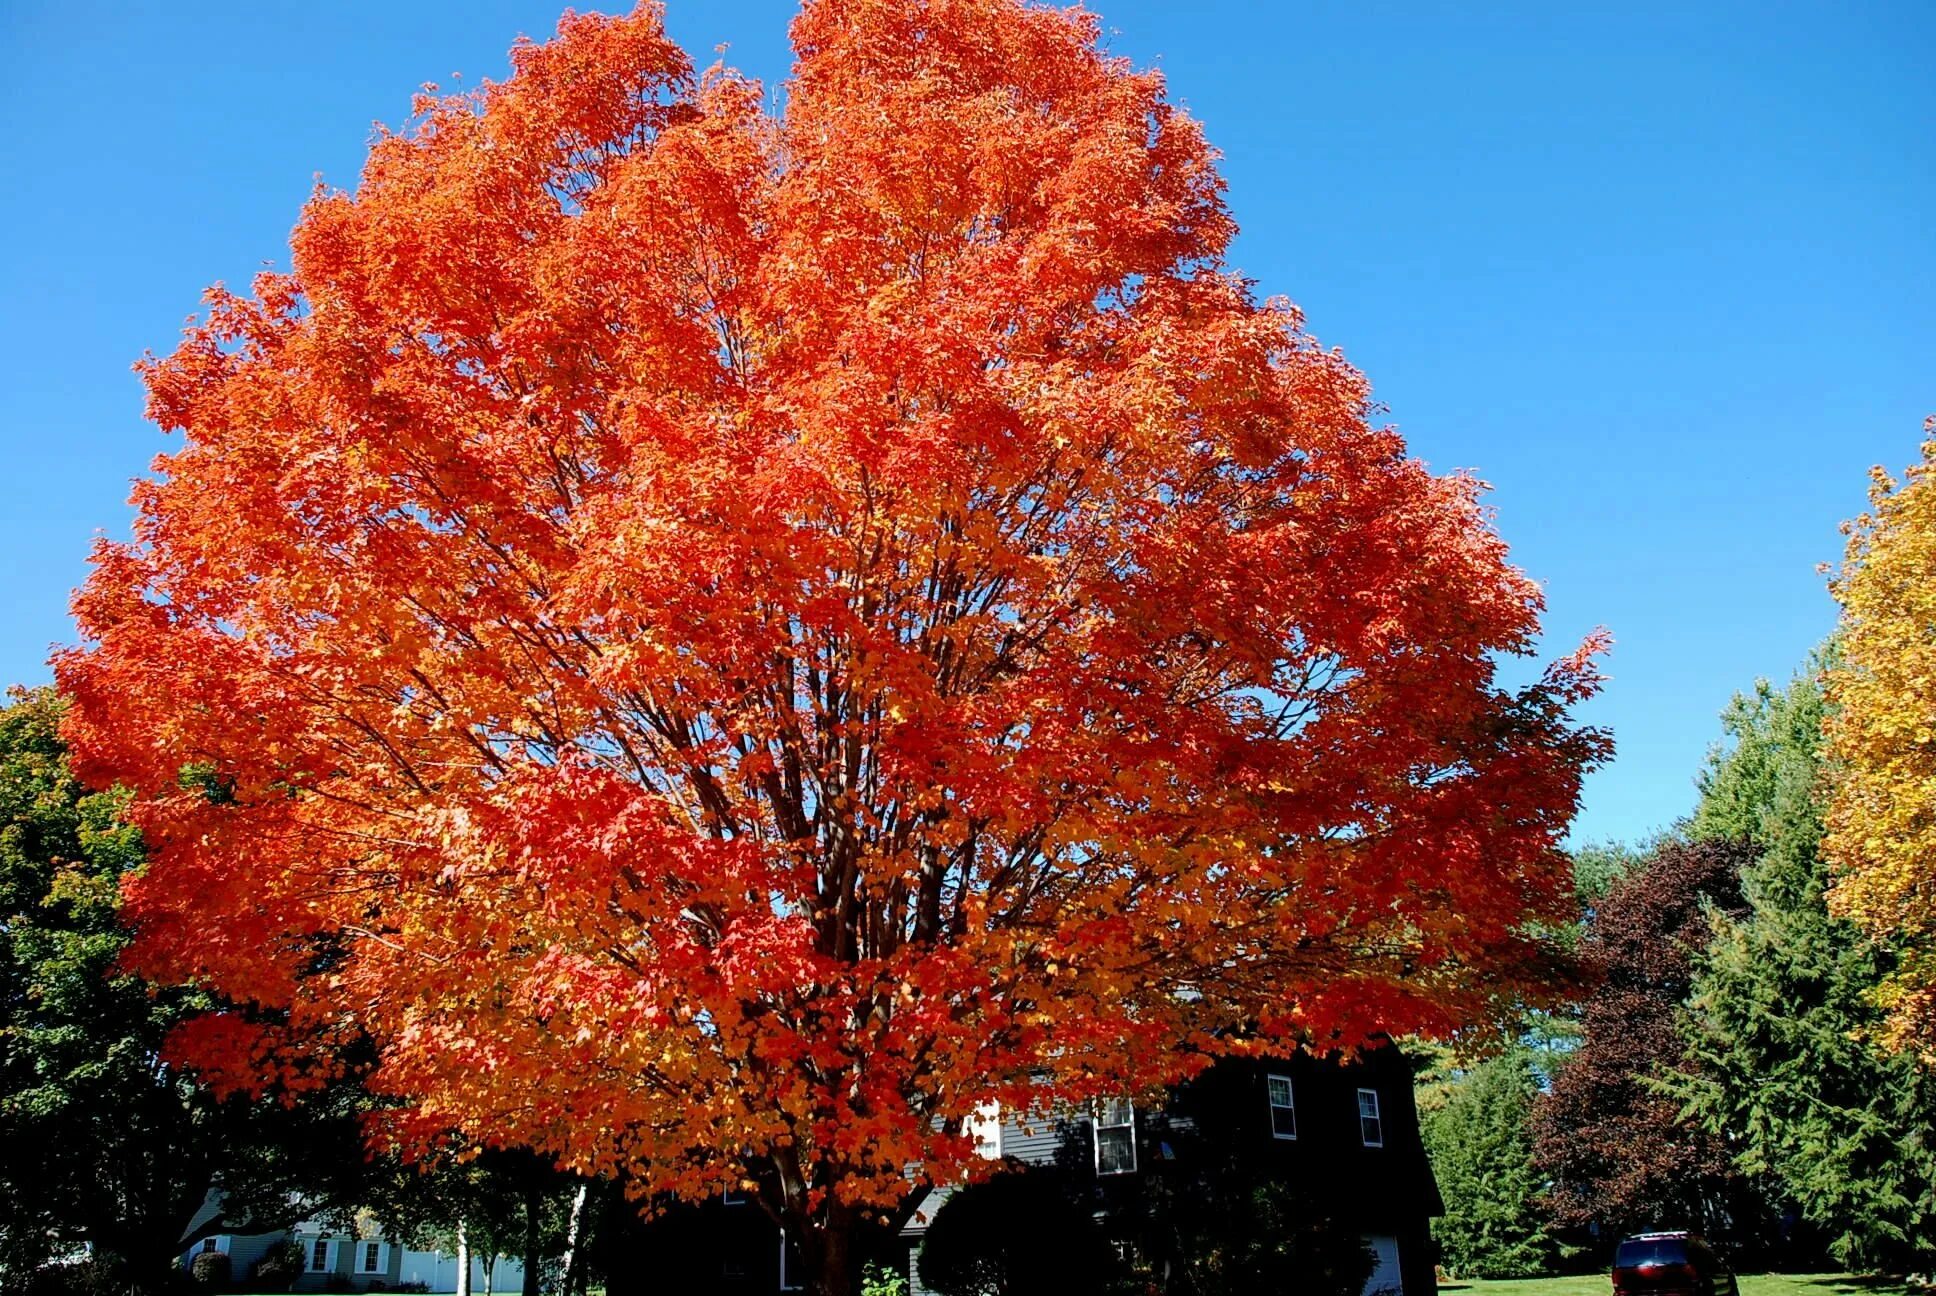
[59, 0, 1607, 1255]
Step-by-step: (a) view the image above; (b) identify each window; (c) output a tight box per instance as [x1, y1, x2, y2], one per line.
[1266, 1074, 1297, 1139]
[1357, 1088, 1384, 1147]
[1093, 1097, 1136, 1175]
[967, 1101, 1002, 1160]
[722, 1187, 747, 1206]
[307, 1238, 333, 1273]
[184, 1232, 228, 1263]
[358, 1242, 386, 1274]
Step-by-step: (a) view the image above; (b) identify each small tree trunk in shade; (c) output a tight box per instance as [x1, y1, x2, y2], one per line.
[455, 1222, 471, 1296]
[522, 1182, 540, 1296]
[483, 1251, 497, 1296]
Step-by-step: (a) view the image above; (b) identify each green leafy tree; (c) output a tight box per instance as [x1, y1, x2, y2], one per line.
[0, 685, 219, 1290]
[364, 1147, 588, 1296]
[1423, 1050, 1555, 1279]
[1676, 663, 1936, 1271]
[0, 687, 363, 1293]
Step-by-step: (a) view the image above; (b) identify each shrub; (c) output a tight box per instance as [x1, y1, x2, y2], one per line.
[918, 1169, 1123, 1296]
[250, 1241, 305, 1292]
[859, 1262, 908, 1296]
[190, 1252, 232, 1289]
[1164, 1180, 1375, 1296]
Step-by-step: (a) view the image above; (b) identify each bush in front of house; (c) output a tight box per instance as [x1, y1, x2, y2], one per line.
[917, 1167, 1124, 1296]
[190, 1252, 232, 1289]
[249, 1241, 305, 1292]
[1155, 1178, 1377, 1296]
[859, 1262, 907, 1296]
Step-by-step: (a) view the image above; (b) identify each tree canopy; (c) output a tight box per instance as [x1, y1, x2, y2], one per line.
[1531, 838, 1757, 1242]
[57, 1, 1605, 1288]
[1825, 418, 1936, 1058]
[1422, 1049, 1553, 1280]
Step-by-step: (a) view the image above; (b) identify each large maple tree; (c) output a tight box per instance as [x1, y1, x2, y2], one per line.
[60, 2, 1606, 1289]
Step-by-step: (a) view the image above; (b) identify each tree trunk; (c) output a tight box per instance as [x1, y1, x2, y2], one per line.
[559, 1182, 590, 1296]
[483, 1251, 497, 1296]
[455, 1222, 472, 1296]
[804, 1200, 859, 1296]
[522, 1182, 540, 1296]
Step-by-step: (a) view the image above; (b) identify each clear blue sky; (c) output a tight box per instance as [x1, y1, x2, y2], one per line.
[1, 1, 1929, 845]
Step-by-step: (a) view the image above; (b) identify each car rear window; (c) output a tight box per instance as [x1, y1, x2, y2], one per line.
[1615, 1239, 1689, 1267]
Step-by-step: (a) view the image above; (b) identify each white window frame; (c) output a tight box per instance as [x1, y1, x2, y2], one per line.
[1093, 1097, 1137, 1175]
[722, 1186, 748, 1206]
[357, 1241, 388, 1275]
[1357, 1087, 1384, 1148]
[305, 1237, 336, 1274]
[1266, 1073, 1298, 1140]
[778, 1228, 804, 1292]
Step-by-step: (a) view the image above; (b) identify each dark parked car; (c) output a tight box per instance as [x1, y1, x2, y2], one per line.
[1611, 1232, 1738, 1296]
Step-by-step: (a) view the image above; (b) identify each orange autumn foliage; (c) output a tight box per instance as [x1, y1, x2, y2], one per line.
[59, 0, 1606, 1285]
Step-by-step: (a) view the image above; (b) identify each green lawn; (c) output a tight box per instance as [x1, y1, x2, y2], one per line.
[1442, 1277, 1926, 1296]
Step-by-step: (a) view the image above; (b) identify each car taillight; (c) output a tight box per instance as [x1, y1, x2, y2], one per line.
[1615, 1260, 1699, 1288]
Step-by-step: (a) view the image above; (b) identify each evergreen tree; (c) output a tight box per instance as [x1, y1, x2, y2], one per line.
[1677, 664, 1936, 1271]
[1423, 1050, 1555, 1279]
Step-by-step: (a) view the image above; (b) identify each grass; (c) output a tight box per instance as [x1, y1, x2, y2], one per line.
[1441, 1276, 1927, 1296]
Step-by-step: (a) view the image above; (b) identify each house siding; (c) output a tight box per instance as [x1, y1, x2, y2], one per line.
[995, 1103, 1067, 1165]
[267, 1231, 524, 1293]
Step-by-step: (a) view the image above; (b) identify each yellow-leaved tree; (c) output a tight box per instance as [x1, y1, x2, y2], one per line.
[1825, 415, 1936, 1060]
